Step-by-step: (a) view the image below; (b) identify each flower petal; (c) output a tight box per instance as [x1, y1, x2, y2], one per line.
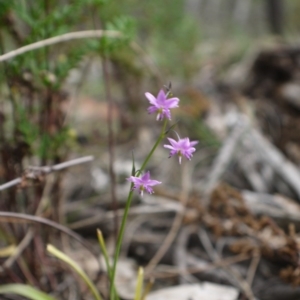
[156, 90, 167, 105]
[141, 171, 151, 181]
[162, 109, 171, 120]
[148, 106, 158, 114]
[167, 138, 178, 147]
[164, 97, 179, 108]
[147, 179, 162, 186]
[190, 140, 199, 147]
[145, 186, 154, 194]
[145, 92, 158, 105]
[164, 144, 174, 150]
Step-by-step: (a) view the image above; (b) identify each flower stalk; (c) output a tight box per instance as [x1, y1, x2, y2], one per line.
[109, 119, 168, 300]
[109, 87, 198, 300]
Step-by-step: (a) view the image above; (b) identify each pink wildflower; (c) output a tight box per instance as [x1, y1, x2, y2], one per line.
[127, 171, 161, 196]
[164, 137, 198, 164]
[145, 89, 179, 121]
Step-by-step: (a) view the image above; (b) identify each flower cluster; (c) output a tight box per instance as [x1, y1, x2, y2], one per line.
[127, 87, 198, 196]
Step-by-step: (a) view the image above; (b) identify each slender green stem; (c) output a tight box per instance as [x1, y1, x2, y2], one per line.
[138, 119, 168, 175]
[97, 229, 119, 300]
[109, 189, 134, 300]
[109, 119, 168, 300]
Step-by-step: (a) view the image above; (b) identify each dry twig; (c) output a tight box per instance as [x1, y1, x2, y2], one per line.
[198, 228, 256, 300]
[0, 30, 121, 62]
[0, 29, 162, 81]
[0, 156, 94, 191]
[247, 126, 300, 199]
[175, 226, 199, 284]
[247, 253, 260, 287]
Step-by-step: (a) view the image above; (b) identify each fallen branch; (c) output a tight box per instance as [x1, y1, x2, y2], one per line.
[248, 127, 300, 199]
[198, 228, 256, 300]
[0, 29, 163, 82]
[0, 30, 121, 62]
[0, 155, 94, 191]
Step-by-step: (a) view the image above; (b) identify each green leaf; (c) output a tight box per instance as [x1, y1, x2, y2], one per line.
[47, 244, 103, 300]
[0, 284, 56, 300]
[134, 267, 144, 300]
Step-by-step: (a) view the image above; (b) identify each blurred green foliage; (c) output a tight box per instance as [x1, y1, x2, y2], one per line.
[0, 0, 133, 166]
[0, 0, 134, 286]
[100, 0, 201, 79]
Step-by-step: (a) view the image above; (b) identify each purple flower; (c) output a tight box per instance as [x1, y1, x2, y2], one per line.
[127, 171, 161, 196]
[164, 137, 198, 164]
[145, 89, 179, 121]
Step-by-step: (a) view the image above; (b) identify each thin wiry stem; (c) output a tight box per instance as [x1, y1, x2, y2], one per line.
[138, 119, 168, 175]
[109, 119, 168, 299]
